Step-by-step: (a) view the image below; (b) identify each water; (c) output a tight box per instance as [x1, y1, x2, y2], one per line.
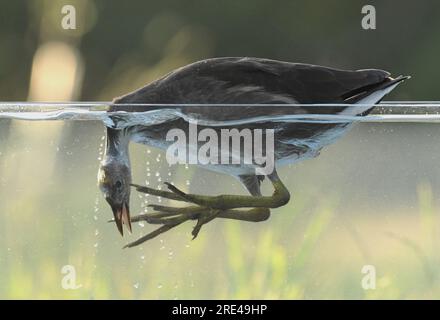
[2, 102, 440, 126]
[1, 102, 440, 299]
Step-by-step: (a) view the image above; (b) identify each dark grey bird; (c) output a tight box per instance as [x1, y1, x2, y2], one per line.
[97, 57, 408, 247]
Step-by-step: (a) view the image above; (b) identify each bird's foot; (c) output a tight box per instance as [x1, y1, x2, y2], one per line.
[142, 204, 219, 235]
[121, 170, 289, 247]
[120, 203, 272, 248]
[113, 204, 220, 248]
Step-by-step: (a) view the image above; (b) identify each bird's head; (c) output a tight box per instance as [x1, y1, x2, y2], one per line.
[98, 161, 132, 235]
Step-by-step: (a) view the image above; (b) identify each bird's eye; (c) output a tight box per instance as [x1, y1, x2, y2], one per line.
[115, 180, 122, 189]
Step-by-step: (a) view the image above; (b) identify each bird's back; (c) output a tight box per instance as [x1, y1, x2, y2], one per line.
[109, 57, 406, 175]
[110, 57, 393, 118]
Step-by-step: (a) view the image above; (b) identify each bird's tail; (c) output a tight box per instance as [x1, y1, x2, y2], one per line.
[340, 75, 410, 116]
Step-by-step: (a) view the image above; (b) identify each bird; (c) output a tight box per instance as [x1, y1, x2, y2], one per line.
[97, 57, 409, 248]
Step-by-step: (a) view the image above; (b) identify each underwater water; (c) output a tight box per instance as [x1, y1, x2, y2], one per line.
[1, 104, 440, 299]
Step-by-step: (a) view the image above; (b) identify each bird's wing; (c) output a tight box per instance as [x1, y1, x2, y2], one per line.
[190, 57, 392, 104]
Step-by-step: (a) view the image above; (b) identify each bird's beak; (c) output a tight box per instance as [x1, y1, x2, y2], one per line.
[111, 201, 132, 236]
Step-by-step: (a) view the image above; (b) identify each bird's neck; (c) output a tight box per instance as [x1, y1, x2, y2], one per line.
[104, 128, 131, 166]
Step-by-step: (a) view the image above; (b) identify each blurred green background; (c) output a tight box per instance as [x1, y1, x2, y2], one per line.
[1, 0, 440, 299]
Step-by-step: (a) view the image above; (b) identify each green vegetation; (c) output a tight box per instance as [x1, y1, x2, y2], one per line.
[1, 0, 440, 299]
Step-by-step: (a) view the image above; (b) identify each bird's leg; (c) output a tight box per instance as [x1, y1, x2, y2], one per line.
[133, 170, 290, 209]
[123, 207, 271, 248]
[120, 169, 290, 247]
[164, 170, 290, 210]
